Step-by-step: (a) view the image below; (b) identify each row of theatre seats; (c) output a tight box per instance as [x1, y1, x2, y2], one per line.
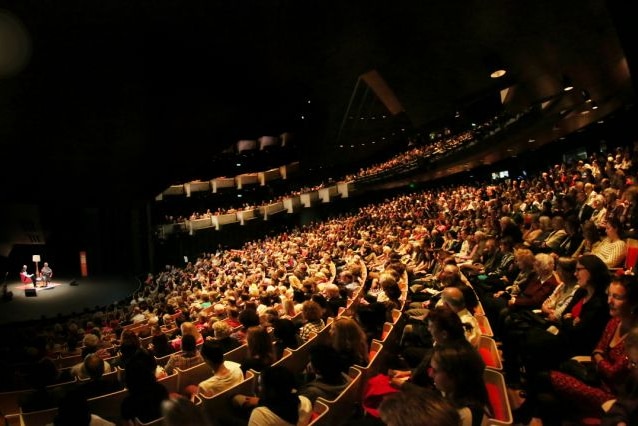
[0, 291, 511, 426]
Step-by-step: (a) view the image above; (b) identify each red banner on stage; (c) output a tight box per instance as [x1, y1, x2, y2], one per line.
[79, 251, 88, 277]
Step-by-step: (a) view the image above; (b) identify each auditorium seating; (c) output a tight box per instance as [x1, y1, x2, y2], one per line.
[154, 351, 178, 368]
[478, 335, 502, 371]
[316, 366, 363, 426]
[157, 371, 179, 394]
[134, 395, 201, 426]
[223, 344, 248, 365]
[353, 340, 385, 405]
[87, 388, 129, 424]
[56, 353, 84, 369]
[176, 362, 210, 395]
[19, 406, 58, 426]
[275, 333, 317, 374]
[309, 399, 330, 425]
[484, 368, 513, 426]
[476, 314, 494, 337]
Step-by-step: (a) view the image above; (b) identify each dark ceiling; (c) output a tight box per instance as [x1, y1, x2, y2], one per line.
[0, 0, 636, 205]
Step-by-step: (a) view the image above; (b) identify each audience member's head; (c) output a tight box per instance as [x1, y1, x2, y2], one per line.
[54, 390, 92, 426]
[257, 365, 301, 425]
[238, 309, 260, 330]
[181, 333, 197, 352]
[576, 254, 611, 295]
[379, 387, 460, 426]
[309, 344, 346, 385]
[429, 340, 488, 411]
[426, 305, 466, 346]
[200, 340, 225, 368]
[83, 353, 105, 381]
[212, 320, 232, 340]
[162, 395, 212, 426]
[302, 300, 323, 323]
[272, 318, 300, 350]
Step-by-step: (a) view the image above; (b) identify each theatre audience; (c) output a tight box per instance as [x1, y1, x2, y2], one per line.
[521, 273, 638, 424]
[5, 137, 638, 425]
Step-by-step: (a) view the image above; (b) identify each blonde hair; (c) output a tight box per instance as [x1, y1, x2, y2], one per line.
[180, 321, 202, 342]
[212, 321, 231, 339]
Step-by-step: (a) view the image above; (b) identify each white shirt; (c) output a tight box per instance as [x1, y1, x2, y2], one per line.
[197, 361, 244, 397]
[248, 395, 312, 426]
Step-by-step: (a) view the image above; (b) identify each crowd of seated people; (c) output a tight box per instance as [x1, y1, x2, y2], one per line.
[156, 128, 482, 228]
[3, 141, 638, 424]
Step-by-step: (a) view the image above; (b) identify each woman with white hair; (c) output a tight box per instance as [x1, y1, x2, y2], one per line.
[506, 253, 558, 311]
[489, 253, 559, 337]
[590, 194, 609, 229]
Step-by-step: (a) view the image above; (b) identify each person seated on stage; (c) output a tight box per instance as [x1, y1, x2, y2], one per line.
[20, 265, 35, 285]
[41, 262, 53, 287]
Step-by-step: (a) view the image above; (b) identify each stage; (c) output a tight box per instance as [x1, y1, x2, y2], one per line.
[0, 275, 141, 325]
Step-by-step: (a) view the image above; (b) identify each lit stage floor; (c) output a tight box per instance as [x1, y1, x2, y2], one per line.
[0, 276, 140, 325]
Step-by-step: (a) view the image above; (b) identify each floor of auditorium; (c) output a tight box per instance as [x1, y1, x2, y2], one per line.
[0, 276, 140, 325]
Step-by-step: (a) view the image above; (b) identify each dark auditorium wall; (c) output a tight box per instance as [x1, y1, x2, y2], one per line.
[20, 202, 153, 278]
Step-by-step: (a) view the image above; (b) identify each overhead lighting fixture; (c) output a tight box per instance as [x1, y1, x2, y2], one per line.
[562, 75, 574, 92]
[591, 102, 599, 110]
[581, 89, 592, 103]
[485, 53, 507, 79]
[490, 68, 507, 79]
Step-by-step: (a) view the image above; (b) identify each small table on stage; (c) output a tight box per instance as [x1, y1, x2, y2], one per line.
[36, 277, 46, 288]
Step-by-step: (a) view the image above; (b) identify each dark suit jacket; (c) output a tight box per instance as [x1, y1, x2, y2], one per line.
[325, 296, 347, 319]
[578, 203, 595, 223]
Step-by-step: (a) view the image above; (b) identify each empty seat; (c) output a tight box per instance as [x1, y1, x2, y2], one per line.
[478, 335, 502, 371]
[484, 368, 513, 426]
[19, 406, 58, 426]
[476, 314, 494, 337]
